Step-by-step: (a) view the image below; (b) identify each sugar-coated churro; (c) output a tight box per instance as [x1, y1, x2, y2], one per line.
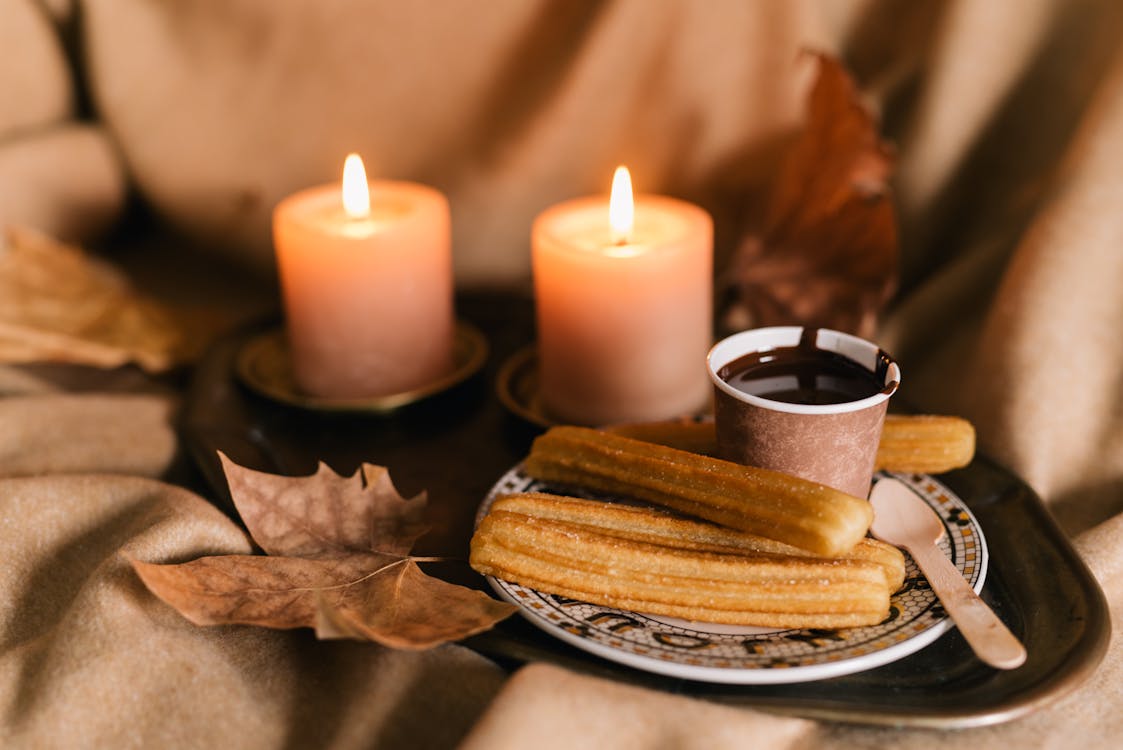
[524, 426, 872, 557]
[875, 415, 976, 474]
[470, 505, 893, 628]
[490, 492, 905, 591]
[607, 414, 976, 474]
[606, 418, 718, 456]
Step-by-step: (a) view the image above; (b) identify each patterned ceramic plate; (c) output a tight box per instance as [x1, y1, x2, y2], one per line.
[480, 469, 987, 685]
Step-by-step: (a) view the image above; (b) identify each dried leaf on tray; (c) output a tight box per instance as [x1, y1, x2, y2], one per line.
[132, 454, 516, 650]
[0, 226, 185, 372]
[721, 53, 898, 338]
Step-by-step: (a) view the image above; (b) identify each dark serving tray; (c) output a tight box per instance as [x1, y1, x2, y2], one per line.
[179, 293, 1109, 729]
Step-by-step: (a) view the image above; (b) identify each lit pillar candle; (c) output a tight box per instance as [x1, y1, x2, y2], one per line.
[273, 154, 454, 398]
[532, 167, 713, 425]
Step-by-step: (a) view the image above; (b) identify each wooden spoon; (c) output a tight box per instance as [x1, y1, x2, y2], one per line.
[869, 477, 1027, 670]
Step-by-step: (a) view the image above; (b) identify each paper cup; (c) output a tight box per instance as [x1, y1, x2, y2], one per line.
[707, 327, 901, 498]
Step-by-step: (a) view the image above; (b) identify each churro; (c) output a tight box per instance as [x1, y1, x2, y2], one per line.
[876, 415, 976, 474]
[524, 426, 872, 557]
[607, 418, 718, 456]
[490, 492, 905, 591]
[470, 505, 893, 628]
[608, 414, 976, 474]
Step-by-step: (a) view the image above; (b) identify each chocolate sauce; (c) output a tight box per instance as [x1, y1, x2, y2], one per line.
[718, 329, 890, 406]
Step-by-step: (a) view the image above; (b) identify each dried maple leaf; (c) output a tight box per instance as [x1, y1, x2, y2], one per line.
[0, 226, 186, 372]
[220, 455, 430, 558]
[721, 53, 898, 338]
[132, 454, 515, 649]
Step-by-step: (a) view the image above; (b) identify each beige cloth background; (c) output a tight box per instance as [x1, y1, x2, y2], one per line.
[2, 0, 1123, 747]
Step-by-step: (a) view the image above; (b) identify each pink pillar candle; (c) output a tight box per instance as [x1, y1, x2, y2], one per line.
[532, 170, 713, 425]
[273, 156, 454, 398]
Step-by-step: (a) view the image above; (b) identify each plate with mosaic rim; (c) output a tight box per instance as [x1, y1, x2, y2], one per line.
[478, 470, 987, 685]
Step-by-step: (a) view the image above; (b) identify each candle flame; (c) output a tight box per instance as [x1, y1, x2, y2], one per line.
[609, 165, 634, 244]
[341, 153, 371, 219]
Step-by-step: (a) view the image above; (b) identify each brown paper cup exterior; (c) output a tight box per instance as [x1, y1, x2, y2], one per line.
[708, 327, 900, 499]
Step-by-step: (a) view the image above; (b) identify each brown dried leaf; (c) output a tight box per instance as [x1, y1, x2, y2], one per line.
[0, 226, 186, 372]
[131, 455, 516, 649]
[132, 553, 386, 630]
[218, 452, 429, 558]
[722, 53, 898, 338]
[315, 559, 517, 649]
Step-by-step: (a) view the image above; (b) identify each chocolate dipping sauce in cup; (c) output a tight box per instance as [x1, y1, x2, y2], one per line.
[707, 327, 901, 499]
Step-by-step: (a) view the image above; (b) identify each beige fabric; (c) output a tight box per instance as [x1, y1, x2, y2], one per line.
[1, 0, 1123, 748]
[0, 0, 123, 243]
[0, 0, 72, 139]
[80, 0, 838, 283]
[0, 474, 506, 749]
[461, 663, 815, 750]
[882, 22, 1123, 537]
[0, 394, 177, 478]
[0, 125, 126, 244]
